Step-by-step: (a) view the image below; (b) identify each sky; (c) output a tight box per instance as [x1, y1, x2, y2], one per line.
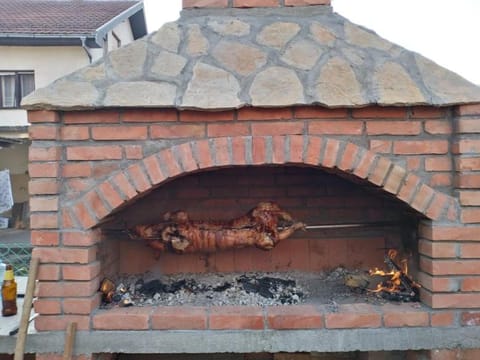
[142, 0, 480, 85]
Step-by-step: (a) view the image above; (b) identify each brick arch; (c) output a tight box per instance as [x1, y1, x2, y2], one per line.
[71, 135, 457, 229]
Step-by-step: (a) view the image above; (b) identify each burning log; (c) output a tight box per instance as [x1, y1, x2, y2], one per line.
[129, 202, 306, 257]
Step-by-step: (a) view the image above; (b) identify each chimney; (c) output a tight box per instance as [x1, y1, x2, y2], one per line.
[183, 0, 331, 9]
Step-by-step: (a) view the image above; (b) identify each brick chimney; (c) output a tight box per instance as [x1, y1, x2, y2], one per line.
[183, 0, 331, 9]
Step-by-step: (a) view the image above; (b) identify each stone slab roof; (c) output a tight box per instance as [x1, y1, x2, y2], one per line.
[22, 6, 480, 110]
[0, 0, 139, 35]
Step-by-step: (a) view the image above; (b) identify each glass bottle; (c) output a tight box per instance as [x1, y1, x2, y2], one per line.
[2, 264, 17, 317]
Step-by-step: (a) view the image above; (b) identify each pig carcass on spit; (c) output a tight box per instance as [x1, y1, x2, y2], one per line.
[131, 202, 305, 257]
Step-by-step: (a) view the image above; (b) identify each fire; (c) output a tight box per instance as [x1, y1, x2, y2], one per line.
[368, 249, 420, 301]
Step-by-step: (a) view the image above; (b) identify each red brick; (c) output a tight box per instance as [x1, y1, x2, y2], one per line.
[151, 124, 206, 139]
[143, 155, 167, 185]
[397, 173, 421, 203]
[35, 315, 90, 331]
[353, 151, 376, 179]
[125, 145, 143, 159]
[194, 140, 214, 168]
[252, 136, 267, 164]
[430, 293, 480, 308]
[62, 262, 100, 281]
[295, 106, 347, 119]
[30, 196, 59, 212]
[209, 306, 264, 329]
[158, 148, 182, 177]
[272, 135, 286, 164]
[289, 135, 304, 163]
[127, 163, 151, 193]
[29, 146, 62, 161]
[456, 103, 480, 116]
[29, 162, 59, 178]
[383, 165, 406, 195]
[455, 139, 480, 154]
[325, 304, 381, 329]
[151, 306, 207, 329]
[31, 230, 59, 246]
[407, 156, 422, 171]
[368, 157, 392, 186]
[252, 122, 303, 136]
[32, 247, 96, 264]
[36, 353, 93, 360]
[322, 138, 340, 168]
[233, 0, 278, 7]
[416, 272, 458, 292]
[29, 179, 60, 195]
[62, 163, 92, 178]
[93, 307, 152, 330]
[123, 108, 177, 122]
[456, 174, 480, 188]
[64, 111, 119, 124]
[266, 305, 323, 329]
[36, 279, 99, 297]
[30, 213, 58, 229]
[383, 306, 429, 327]
[304, 136, 322, 165]
[418, 239, 457, 258]
[366, 121, 421, 135]
[422, 258, 480, 276]
[285, 0, 331, 5]
[410, 184, 435, 213]
[460, 191, 480, 206]
[232, 136, 247, 165]
[183, 0, 228, 8]
[208, 123, 250, 137]
[63, 294, 101, 315]
[458, 118, 480, 133]
[111, 172, 137, 199]
[97, 181, 124, 210]
[393, 140, 449, 155]
[180, 110, 234, 122]
[369, 140, 392, 153]
[460, 244, 480, 260]
[462, 312, 480, 326]
[309, 121, 362, 135]
[212, 137, 231, 166]
[60, 126, 90, 140]
[63, 231, 99, 246]
[72, 202, 97, 229]
[238, 107, 292, 120]
[430, 311, 456, 327]
[352, 106, 407, 119]
[462, 208, 480, 224]
[37, 264, 61, 281]
[424, 120, 452, 135]
[425, 157, 452, 171]
[462, 278, 480, 291]
[419, 225, 480, 241]
[29, 125, 59, 140]
[66, 145, 122, 161]
[34, 299, 62, 315]
[92, 126, 148, 140]
[337, 142, 359, 171]
[28, 110, 59, 123]
[411, 107, 446, 118]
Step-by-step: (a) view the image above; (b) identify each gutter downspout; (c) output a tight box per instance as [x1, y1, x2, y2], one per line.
[80, 36, 93, 63]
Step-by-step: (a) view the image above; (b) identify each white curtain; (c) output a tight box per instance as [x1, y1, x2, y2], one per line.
[0, 74, 16, 108]
[0, 169, 13, 214]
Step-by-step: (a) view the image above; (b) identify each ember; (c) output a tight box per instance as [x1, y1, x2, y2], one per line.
[100, 273, 307, 308]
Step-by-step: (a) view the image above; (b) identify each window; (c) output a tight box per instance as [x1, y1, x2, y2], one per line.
[0, 71, 35, 108]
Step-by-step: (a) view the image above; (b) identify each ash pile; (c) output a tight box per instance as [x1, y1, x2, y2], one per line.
[100, 272, 307, 308]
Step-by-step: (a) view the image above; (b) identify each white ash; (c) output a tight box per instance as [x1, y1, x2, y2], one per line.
[101, 272, 312, 308]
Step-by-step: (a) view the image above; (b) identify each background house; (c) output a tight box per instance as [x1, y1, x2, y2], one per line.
[0, 0, 147, 229]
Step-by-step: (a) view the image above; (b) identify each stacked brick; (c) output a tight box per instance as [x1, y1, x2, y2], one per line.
[182, 0, 331, 8]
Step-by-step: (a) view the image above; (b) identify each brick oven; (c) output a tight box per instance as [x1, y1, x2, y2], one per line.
[18, 0, 480, 359]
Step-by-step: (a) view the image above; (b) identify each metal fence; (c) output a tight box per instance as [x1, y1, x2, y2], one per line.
[0, 242, 32, 276]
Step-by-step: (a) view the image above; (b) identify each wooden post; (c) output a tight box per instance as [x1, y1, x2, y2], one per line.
[63, 322, 77, 360]
[13, 257, 39, 360]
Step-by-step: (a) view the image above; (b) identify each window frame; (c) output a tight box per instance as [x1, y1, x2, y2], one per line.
[0, 70, 35, 109]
